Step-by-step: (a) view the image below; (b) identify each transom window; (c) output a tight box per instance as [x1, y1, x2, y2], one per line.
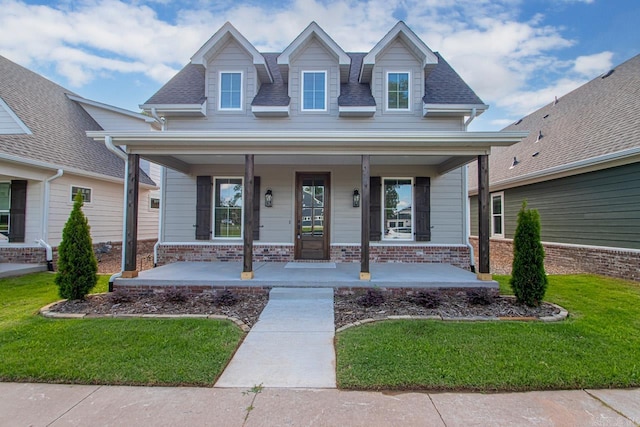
[387, 72, 410, 110]
[491, 192, 504, 238]
[71, 186, 92, 203]
[302, 71, 326, 111]
[0, 182, 9, 237]
[214, 178, 243, 238]
[219, 72, 242, 110]
[383, 178, 413, 240]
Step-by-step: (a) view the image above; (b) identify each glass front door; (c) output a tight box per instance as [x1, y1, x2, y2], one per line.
[295, 173, 330, 260]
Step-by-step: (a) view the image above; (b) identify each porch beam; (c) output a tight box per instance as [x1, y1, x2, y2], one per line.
[242, 154, 254, 279]
[122, 154, 139, 278]
[360, 155, 371, 280]
[477, 154, 491, 280]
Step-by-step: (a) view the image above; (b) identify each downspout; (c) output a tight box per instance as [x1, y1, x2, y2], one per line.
[464, 108, 477, 130]
[153, 165, 166, 267]
[462, 165, 476, 273]
[38, 168, 64, 271]
[150, 108, 166, 131]
[105, 135, 128, 290]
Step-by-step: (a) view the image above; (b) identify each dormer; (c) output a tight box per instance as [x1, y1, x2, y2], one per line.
[277, 22, 351, 84]
[359, 21, 438, 84]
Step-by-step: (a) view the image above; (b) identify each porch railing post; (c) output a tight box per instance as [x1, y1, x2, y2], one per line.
[477, 154, 491, 280]
[360, 154, 371, 280]
[122, 153, 139, 278]
[242, 154, 255, 279]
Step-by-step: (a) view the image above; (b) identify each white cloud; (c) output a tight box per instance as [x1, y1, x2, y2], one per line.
[573, 51, 614, 77]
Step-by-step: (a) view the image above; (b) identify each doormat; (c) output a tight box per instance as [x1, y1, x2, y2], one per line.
[284, 262, 337, 269]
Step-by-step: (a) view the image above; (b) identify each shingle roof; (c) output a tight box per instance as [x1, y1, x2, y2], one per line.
[424, 53, 485, 105]
[144, 51, 482, 109]
[0, 55, 154, 185]
[468, 54, 640, 192]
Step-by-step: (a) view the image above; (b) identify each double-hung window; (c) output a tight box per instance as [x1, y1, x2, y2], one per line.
[219, 72, 242, 110]
[0, 182, 9, 237]
[387, 72, 410, 110]
[383, 178, 413, 240]
[214, 178, 243, 238]
[71, 186, 92, 203]
[491, 192, 504, 238]
[302, 71, 326, 111]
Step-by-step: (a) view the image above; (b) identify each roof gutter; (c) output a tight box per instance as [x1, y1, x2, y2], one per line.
[38, 168, 64, 271]
[104, 135, 127, 291]
[464, 108, 477, 130]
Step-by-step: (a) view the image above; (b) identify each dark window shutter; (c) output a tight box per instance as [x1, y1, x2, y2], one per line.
[369, 176, 381, 241]
[253, 176, 260, 240]
[9, 180, 27, 243]
[196, 176, 212, 240]
[415, 177, 431, 242]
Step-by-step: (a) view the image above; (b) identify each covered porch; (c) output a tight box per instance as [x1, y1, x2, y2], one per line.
[114, 261, 497, 290]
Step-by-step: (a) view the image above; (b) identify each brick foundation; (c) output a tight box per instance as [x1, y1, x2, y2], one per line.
[157, 243, 471, 270]
[469, 236, 640, 282]
[0, 246, 46, 264]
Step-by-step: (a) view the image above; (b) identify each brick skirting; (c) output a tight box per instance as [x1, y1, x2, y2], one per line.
[0, 246, 46, 264]
[469, 237, 639, 282]
[157, 243, 471, 270]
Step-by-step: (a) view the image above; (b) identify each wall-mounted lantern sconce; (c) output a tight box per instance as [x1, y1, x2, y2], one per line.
[352, 189, 360, 208]
[264, 189, 273, 207]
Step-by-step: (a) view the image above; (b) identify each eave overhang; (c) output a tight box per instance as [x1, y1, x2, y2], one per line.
[251, 105, 290, 117]
[139, 102, 207, 117]
[338, 106, 377, 117]
[423, 103, 489, 117]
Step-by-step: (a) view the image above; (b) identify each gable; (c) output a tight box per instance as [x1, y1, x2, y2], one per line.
[290, 37, 339, 67]
[0, 97, 31, 135]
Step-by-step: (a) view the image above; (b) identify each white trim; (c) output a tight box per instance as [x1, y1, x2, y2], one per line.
[381, 177, 414, 242]
[0, 97, 32, 134]
[218, 71, 244, 111]
[149, 196, 160, 210]
[490, 191, 504, 238]
[338, 106, 376, 117]
[70, 185, 93, 204]
[138, 103, 207, 117]
[301, 70, 328, 112]
[66, 94, 157, 124]
[385, 71, 411, 112]
[0, 181, 10, 238]
[212, 176, 244, 240]
[423, 103, 489, 117]
[251, 105, 290, 117]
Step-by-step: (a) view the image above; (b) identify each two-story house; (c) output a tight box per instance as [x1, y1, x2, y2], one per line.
[86, 21, 526, 282]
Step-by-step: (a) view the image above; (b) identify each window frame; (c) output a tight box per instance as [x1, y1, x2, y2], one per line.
[381, 177, 414, 241]
[212, 177, 244, 240]
[70, 185, 92, 204]
[218, 71, 244, 111]
[490, 192, 505, 238]
[301, 70, 327, 112]
[0, 182, 10, 237]
[385, 71, 411, 112]
[149, 196, 160, 210]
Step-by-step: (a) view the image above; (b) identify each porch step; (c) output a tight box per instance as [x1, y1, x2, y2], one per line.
[214, 287, 335, 388]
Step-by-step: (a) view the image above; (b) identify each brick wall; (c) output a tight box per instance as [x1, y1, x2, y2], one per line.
[469, 237, 640, 282]
[158, 243, 471, 270]
[0, 246, 46, 264]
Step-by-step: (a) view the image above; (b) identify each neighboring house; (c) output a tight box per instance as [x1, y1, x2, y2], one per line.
[468, 54, 640, 281]
[0, 55, 159, 269]
[85, 21, 526, 281]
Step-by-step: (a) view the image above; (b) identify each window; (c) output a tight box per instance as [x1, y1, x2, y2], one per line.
[383, 178, 413, 240]
[302, 71, 326, 111]
[491, 192, 504, 238]
[150, 197, 160, 209]
[219, 72, 242, 110]
[71, 186, 92, 203]
[214, 178, 243, 238]
[0, 183, 9, 237]
[387, 72, 410, 110]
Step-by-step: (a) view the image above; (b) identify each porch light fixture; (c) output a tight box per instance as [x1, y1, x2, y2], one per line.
[352, 189, 360, 208]
[264, 189, 273, 207]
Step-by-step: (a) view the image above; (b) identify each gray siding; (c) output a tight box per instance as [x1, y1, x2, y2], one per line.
[470, 162, 640, 249]
[0, 100, 28, 134]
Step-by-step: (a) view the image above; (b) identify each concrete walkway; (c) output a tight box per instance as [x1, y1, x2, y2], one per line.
[215, 287, 336, 388]
[2, 382, 638, 426]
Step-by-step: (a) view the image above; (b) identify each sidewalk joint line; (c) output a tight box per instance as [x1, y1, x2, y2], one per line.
[46, 385, 103, 427]
[583, 389, 636, 425]
[427, 393, 448, 427]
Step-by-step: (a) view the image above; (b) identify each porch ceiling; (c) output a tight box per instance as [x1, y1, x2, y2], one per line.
[87, 130, 527, 174]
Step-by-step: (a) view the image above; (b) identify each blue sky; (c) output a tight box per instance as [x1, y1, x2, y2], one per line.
[1, 0, 638, 130]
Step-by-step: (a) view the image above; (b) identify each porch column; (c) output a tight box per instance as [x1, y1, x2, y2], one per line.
[241, 154, 255, 279]
[477, 154, 491, 280]
[360, 155, 371, 280]
[122, 154, 139, 278]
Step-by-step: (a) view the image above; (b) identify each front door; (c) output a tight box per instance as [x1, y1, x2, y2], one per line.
[295, 173, 330, 260]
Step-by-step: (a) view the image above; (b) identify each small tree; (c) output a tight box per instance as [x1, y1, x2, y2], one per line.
[55, 192, 98, 300]
[510, 201, 548, 306]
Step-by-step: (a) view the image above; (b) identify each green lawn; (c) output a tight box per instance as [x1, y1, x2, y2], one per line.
[0, 273, 243, 386]
[336, 274, 640, 392]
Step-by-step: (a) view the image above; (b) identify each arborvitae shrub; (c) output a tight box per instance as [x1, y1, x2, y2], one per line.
[55, 192, 98, 300]
[510, 201, 548, 306]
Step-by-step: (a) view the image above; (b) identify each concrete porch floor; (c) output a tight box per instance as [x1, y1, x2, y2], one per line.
[114, 262, 497, 289]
